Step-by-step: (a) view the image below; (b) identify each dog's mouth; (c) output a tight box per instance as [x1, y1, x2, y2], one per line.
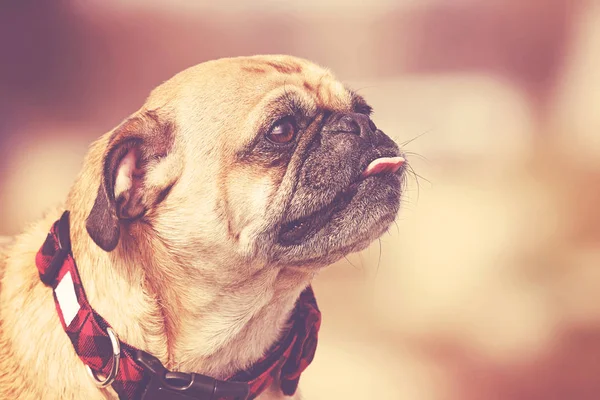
[279, 182, 359, 245]
[278, 156, 404, 246]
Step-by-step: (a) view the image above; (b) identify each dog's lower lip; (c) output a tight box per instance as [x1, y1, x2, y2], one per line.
[279, 184, 359, 245]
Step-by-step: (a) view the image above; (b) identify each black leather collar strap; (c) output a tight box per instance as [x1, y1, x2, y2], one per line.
[35, 211, 321, 400]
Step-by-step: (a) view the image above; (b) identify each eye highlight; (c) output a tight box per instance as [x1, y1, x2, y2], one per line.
[266, 117, 297, 144]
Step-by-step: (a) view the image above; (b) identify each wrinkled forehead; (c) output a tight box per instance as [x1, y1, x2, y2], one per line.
[146, 56, 359, 149]
[238, 57, 353, 110]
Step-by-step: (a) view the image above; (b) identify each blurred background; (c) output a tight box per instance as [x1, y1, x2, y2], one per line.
[1, 0, 600, 398]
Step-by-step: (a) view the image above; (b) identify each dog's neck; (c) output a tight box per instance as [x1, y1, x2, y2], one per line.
[68, 208, 313, 379]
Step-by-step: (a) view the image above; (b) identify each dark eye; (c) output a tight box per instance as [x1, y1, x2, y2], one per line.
[266, 117, 296, 144]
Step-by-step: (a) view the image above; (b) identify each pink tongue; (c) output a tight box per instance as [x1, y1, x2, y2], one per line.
[361, 156, 405, 178]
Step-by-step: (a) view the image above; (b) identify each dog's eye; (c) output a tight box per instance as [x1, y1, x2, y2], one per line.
[266, 117, 296, 144]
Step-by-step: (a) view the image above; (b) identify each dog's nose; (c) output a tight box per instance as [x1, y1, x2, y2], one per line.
[323, 112, 375, 139]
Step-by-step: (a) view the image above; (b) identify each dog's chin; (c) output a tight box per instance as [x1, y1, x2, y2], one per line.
[271, 171, 402, 268]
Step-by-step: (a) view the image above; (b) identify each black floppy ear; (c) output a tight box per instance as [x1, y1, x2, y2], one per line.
[86, 112, 178, 251]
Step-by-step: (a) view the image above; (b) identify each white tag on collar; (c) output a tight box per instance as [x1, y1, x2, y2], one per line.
[54, 271, 80, 327]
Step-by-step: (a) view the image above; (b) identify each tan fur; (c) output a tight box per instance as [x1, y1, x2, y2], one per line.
[0, 55, 356, 399]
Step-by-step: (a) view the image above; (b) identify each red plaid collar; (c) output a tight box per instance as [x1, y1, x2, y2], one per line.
[35, 211, 321, 400]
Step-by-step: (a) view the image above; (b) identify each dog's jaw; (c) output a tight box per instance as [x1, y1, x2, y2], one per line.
[76, 197, 315, 378]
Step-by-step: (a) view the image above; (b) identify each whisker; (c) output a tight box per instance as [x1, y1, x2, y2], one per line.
[352, 85, 381, 94]
[411, 170, 431, 185]
[403, 151, 429, 162]
[344, 255, 360, 271]
[406, 164, 421, 202]
[400, 129, 432, 147]
[376, 238, 382, 277]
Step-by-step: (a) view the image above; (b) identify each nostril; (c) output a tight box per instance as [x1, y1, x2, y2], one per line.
[368, 119, 377, 132]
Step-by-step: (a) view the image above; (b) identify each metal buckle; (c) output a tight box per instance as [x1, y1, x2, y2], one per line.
[135, 350, 249, 400]
[86, 327, 121, 388]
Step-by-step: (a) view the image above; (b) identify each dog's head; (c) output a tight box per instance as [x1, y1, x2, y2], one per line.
[83, 55, 405, 269]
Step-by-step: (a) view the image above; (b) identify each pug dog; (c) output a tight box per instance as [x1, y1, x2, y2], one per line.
[0, 55, 405, 399]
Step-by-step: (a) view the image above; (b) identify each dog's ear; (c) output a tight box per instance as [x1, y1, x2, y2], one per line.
[86, 111, 179, 251]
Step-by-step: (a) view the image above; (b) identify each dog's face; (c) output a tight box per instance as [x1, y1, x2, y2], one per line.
[84, 55, 405, 270]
